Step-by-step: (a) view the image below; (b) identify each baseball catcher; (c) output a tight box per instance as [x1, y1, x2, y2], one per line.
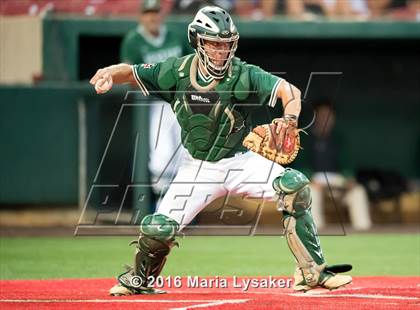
[90, 6, 352, 295]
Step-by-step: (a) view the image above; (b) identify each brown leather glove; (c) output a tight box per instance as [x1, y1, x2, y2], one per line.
[242, 116, 302, 165]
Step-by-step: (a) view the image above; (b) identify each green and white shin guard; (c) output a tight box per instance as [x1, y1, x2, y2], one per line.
[273, 168, 352, 290]
[273, 168, 327, 287]
[112, 214, 179, 295]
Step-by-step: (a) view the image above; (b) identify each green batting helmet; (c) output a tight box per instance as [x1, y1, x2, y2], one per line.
[188, 6, 239, 79]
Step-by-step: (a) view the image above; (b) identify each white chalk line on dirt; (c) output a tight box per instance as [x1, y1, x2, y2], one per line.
[0, 299, 250, 304]
[170, 299, 250, 310]
[166, 288, 419, 302]
[167, 290, 292, 295]
[291, 293, 419, 300]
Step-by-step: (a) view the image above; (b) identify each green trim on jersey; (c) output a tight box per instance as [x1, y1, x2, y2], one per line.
[132, 54, 282, 161]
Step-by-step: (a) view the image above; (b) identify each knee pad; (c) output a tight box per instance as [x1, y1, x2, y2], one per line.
[140, 213, 179, 241]
[272, 168, 312, 216]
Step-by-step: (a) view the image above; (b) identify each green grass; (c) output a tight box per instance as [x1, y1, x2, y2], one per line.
[0, 234, 419, 280]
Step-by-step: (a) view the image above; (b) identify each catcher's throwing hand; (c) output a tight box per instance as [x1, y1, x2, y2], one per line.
[90, 68, 113, 94]
[242, 115, 302, 165]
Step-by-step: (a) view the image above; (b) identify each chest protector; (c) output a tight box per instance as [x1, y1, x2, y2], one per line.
[159, 55, 251, 162]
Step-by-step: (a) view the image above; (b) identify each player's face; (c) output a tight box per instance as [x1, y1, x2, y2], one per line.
[139, 11, 162, 36]
[203, 40, 231, 67]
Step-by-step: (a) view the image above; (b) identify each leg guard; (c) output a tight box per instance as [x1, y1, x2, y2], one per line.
[273, 168, 327, 287]
[273, 168, 352, 290]
[112, 214, 179, 295]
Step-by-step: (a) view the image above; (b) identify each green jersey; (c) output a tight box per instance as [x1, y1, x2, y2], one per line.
[132, 54, 282, 162]
[120, 25, 190, 64]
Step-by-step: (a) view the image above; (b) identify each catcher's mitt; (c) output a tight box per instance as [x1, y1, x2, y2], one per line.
[242, 117, 303, 165]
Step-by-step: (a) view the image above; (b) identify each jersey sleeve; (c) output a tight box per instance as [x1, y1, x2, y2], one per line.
[248, 65, 283, 107]
[132, 57, 177, 103]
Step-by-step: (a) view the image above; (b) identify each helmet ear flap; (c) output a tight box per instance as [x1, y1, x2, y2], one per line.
[188, 25, 198, 49]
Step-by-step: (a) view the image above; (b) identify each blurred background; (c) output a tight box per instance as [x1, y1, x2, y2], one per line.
[0, 0, 419, 237]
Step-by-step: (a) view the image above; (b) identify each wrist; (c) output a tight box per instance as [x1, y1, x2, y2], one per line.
[109, 64, 132, 83]
[283, 114, 298, 121]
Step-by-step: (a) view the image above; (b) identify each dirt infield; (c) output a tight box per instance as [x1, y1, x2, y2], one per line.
[0, 276, 419, 309]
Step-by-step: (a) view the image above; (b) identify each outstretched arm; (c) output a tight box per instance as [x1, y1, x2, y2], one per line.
[277, 80, 302, 119]
[89, 64, 136, 94]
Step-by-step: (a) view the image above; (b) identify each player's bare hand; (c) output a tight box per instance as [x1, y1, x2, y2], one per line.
[90, 68, 114, 94]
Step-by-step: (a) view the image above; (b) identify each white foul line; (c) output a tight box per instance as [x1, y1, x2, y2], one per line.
[291, 293, 418, 300]
[0, 298, 250, 304]
[170, 299, 250, 310]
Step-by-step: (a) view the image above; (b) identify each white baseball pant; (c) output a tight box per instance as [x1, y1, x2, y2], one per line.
[156, 151, 285, 229]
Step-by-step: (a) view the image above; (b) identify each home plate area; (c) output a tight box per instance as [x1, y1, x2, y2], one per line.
[0, 277, 419, 309]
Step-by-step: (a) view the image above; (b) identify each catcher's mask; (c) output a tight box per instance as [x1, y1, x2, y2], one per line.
[188, 6, 239, 80]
